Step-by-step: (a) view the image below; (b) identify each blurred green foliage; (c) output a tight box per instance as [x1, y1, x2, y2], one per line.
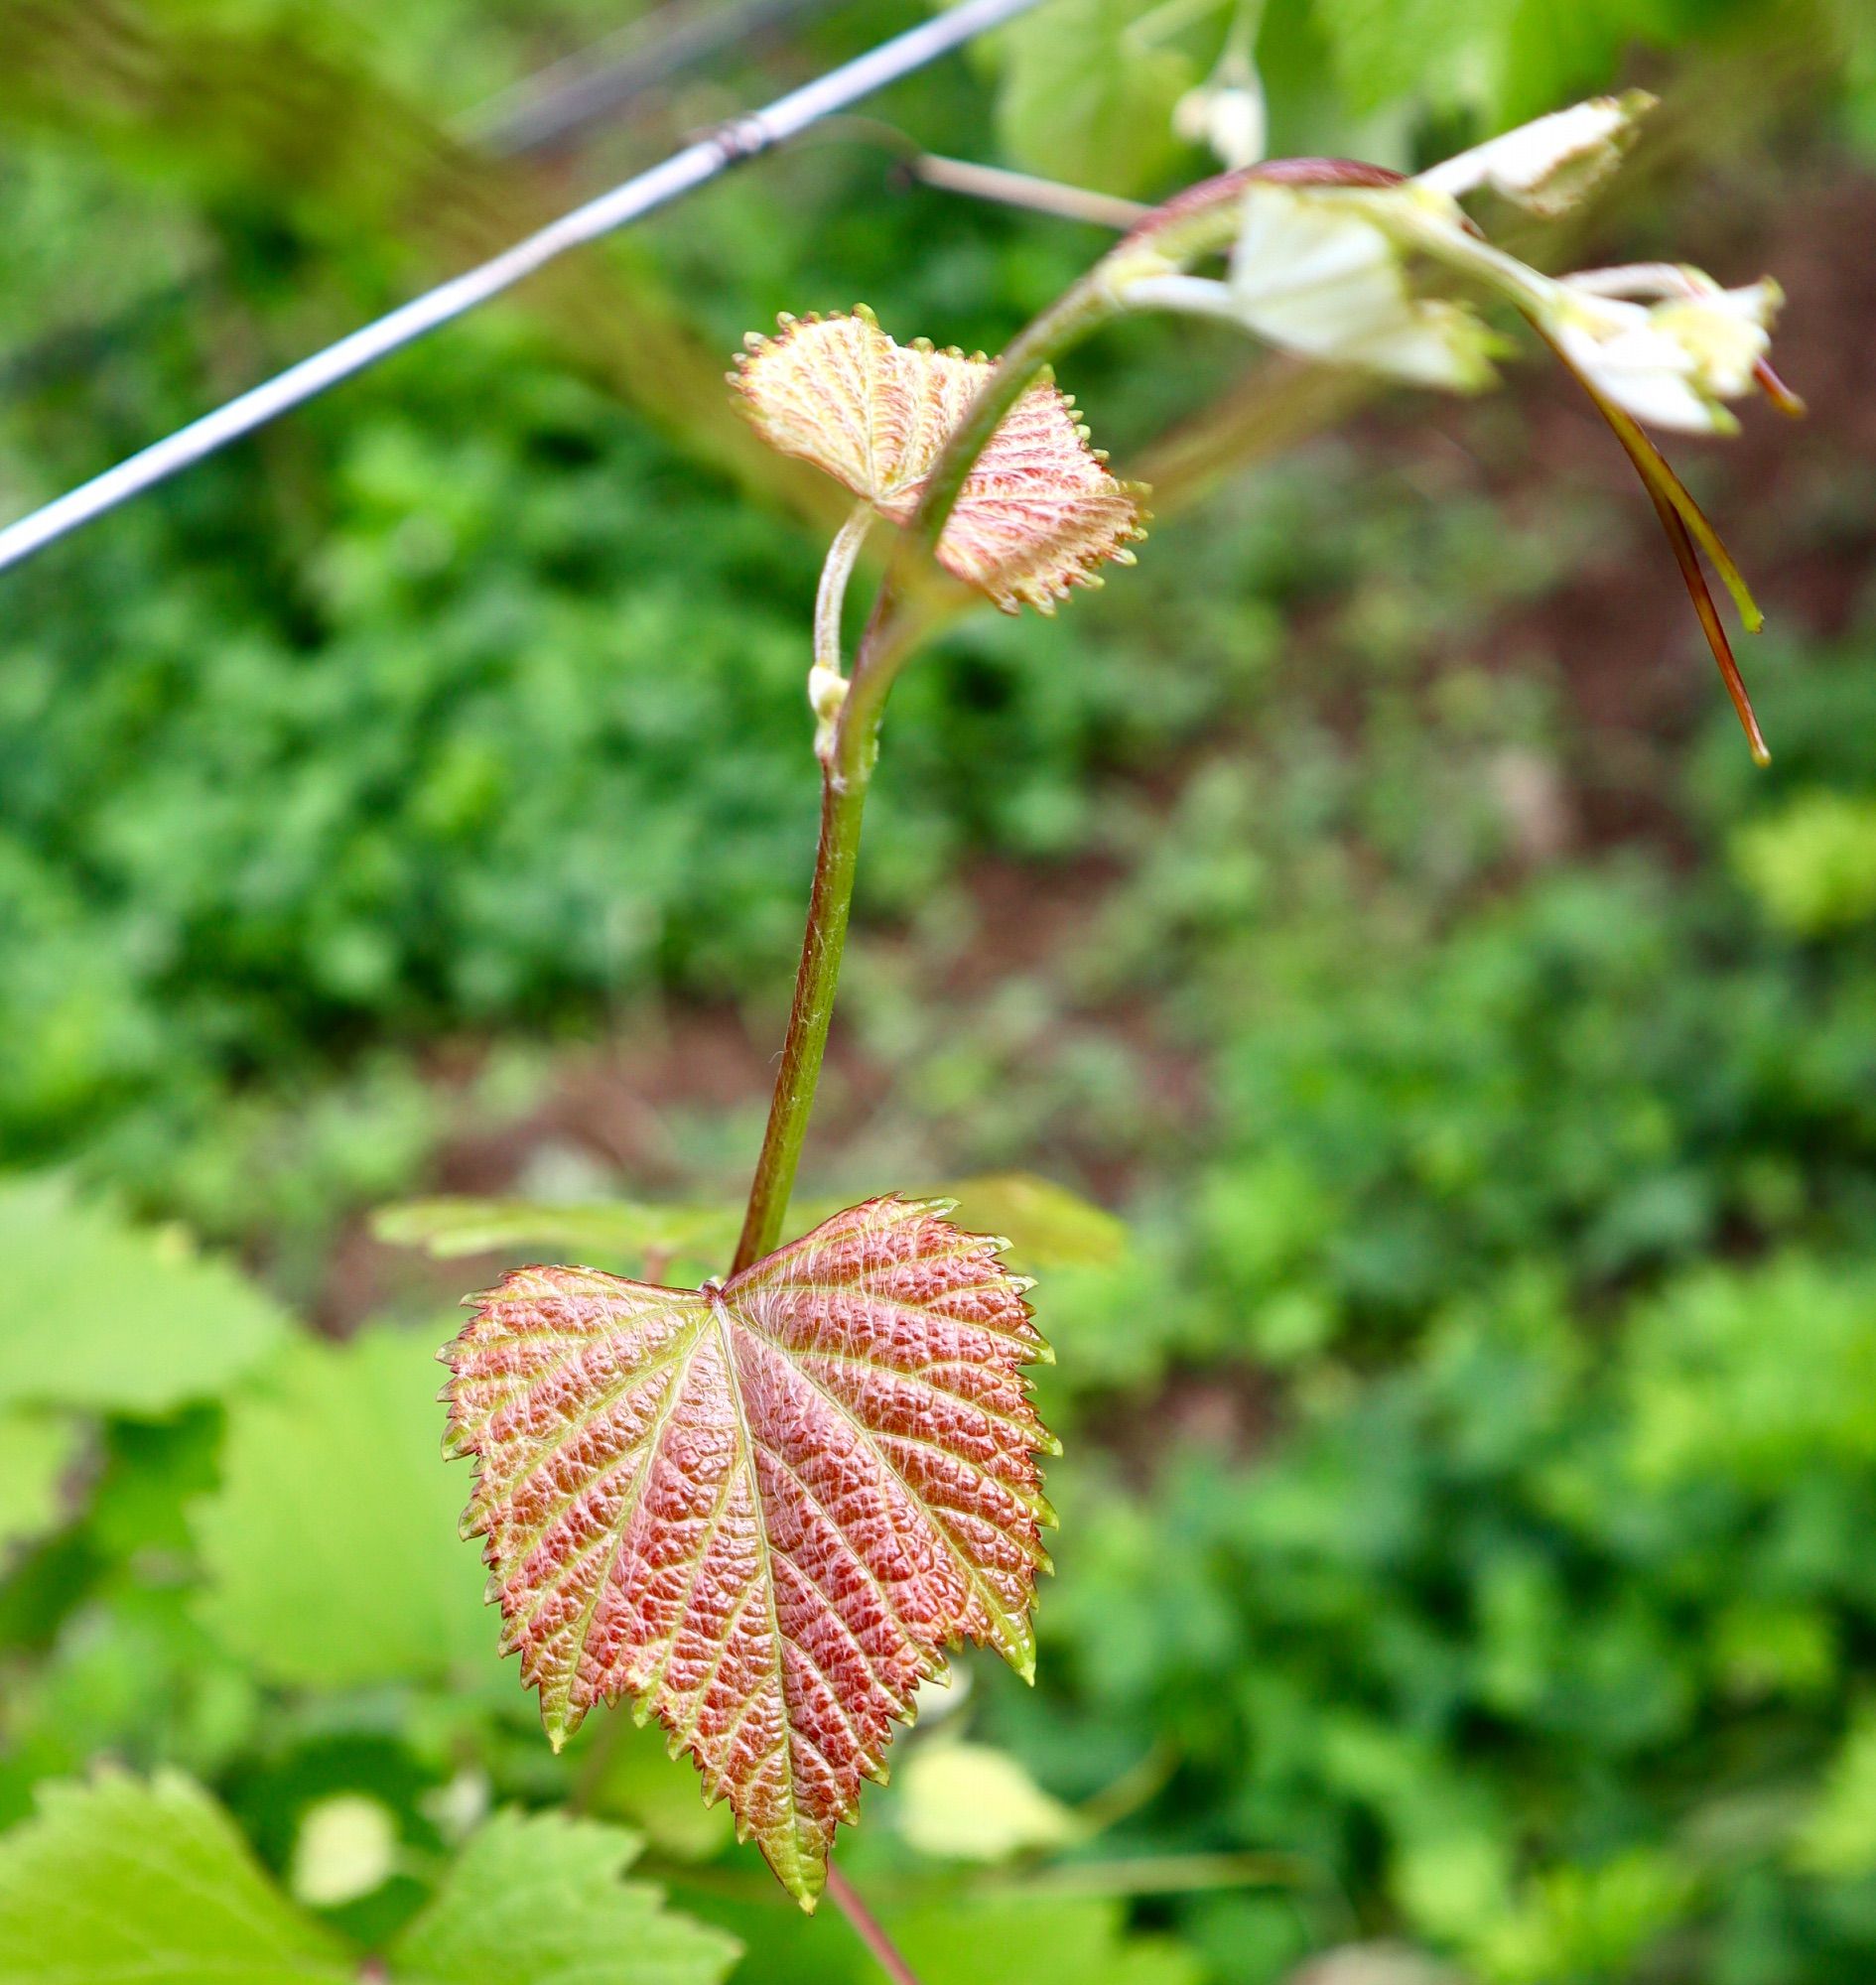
[4, 0, 1876, 1982]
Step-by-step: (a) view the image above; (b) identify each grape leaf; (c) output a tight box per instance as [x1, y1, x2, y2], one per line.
[443, 1195, 1057, 1906]
[193, 1327, 490, 1687]
[733, 307, 1145, 614]
[993, 0, 1198, 198]
[0, 1770, 351, 1984]
[0, 1175, 288, 1413]
[396, 1807, 738, 1985]
[890, 1896, 1204, 1985]
[937, 1172, 1127, 1269]
[375, 1196, 736, 1264]
[378, 1170, 1125, 1274]
[1312, 0, 1510, 112]
[0, 1409, 81, 1558]
[0, 1774, 737, 1985]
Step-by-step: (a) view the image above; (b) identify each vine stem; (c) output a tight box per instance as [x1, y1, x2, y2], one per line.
[728, 278, 1120, 1278]
[723, 200, 1230, 1975]
[825, 1864, 924, 1985]
[729, 718, 871, 1272]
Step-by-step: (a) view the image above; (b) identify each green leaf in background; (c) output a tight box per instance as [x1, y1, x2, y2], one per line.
[0, 1176, 288, 1413]
[1623, 1255, 1876, 1490]
[373, 1196, 737, 1264]
[1488, 0, 1660, 123]
[677, 1885, 1208, 1985]
[0, 1409, 81, 1558]
[394, 1807, 739, 1985]
[0, 1775, 737, 1985]
[375, 1172, 1125, 1275]
[1310, 0, 1504, 111]
[0, 1770, 351, 1984]
[1732, 791, 1876, 935]
[994, 0, 1199, 197]
[1795, 1708, 1876, 1878]
[578, 1712, 737, 1863]
[192, 1327, 489, 1687]
[889, 1896, 1204, 1985]
[935, 1173, 1129, 1269]
[1312, 0, 1681, 126]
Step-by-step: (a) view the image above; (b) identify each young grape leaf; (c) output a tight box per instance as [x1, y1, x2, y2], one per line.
[0, 1175, 288, 1414]
[194, 1328, 490, 1688]
[0, 1770, 351, 1984]
[0, 1773, 737, 1985]
[443, 1195, 1057, 1907]
[396, 1806, 738, 1985]
[733, 307, 1145, 614]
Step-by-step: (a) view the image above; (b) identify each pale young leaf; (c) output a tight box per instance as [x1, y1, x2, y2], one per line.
[442, 1195, 1058, 1906]
[0, 1175, 288, 1414]
[733, 307, 1145, 614]
[895, 1738, 1079, 1861]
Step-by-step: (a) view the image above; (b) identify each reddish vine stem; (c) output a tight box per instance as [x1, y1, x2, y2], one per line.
[726, 254, 1140, 1972]
[826, 1864, 924, 1985]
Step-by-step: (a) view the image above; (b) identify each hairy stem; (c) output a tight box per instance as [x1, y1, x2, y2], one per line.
[730, 740, 871, 1273]
[733, 158, 1391, 1274]
[733, 270, 1125, 1278]
[826, 1864, 924, 1985]
[732, 548, 926, 1274]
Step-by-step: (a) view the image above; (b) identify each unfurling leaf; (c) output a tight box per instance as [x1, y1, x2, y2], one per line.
[732, 307, 1145, 614]
[442, 1195, 1057, 1906]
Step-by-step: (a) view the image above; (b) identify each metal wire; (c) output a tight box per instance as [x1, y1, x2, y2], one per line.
[0, 0, 1049, 579]
[468, 0, 833, 155]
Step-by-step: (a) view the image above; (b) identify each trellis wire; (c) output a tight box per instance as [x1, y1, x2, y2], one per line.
[0, 0, 1048, 579]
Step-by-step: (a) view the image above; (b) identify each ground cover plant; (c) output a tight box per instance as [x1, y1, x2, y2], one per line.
[3, 3, 1876, 1982]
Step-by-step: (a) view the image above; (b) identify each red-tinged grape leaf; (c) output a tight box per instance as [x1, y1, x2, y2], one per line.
[731, 307, 1146, 614]
[441, 1195, 1057, 1907]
